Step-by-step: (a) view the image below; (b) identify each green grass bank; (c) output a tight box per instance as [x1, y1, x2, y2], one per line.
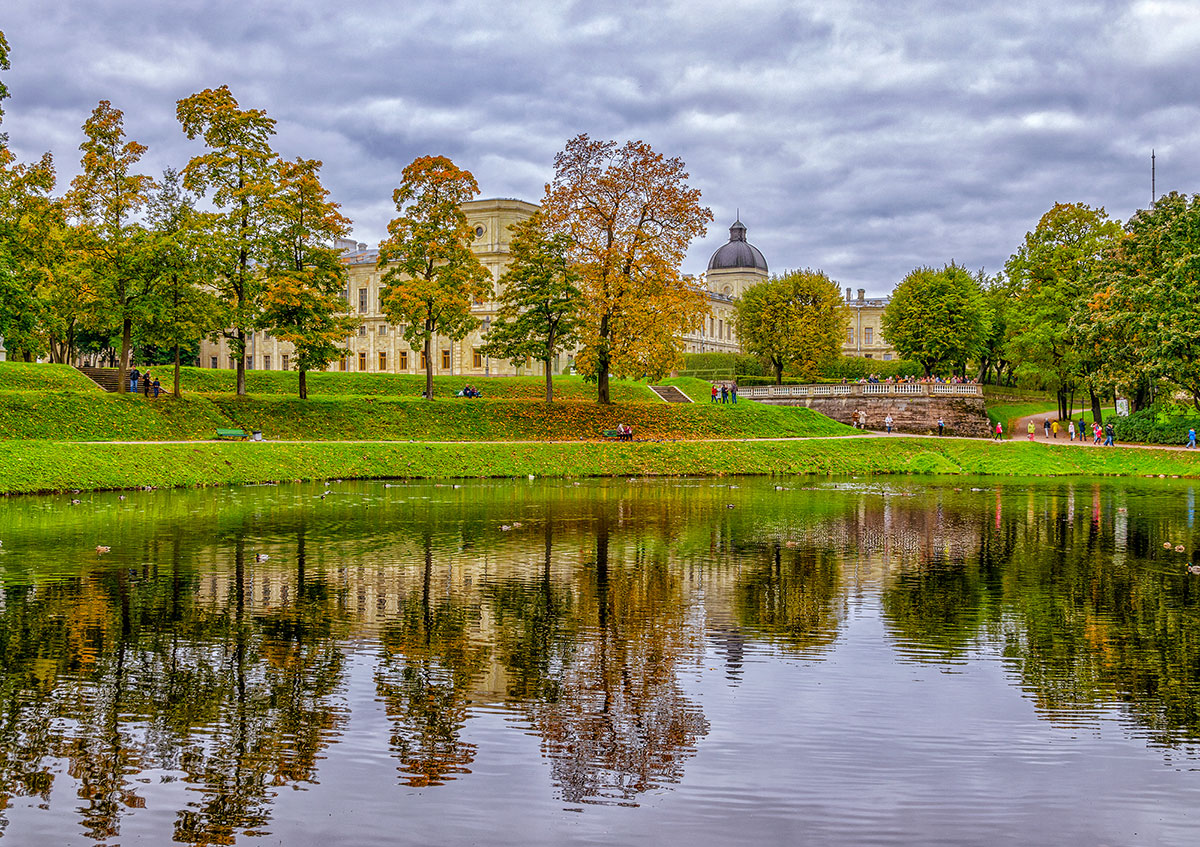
[5, 438, 1200, 495]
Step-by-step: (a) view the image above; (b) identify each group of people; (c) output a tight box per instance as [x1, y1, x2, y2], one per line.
[614, 423, 634, 441]
[851, 410, 948, 435]
[456, 385, 483, 398]
[855, 374, 978, 385]
[128, 368, 161, 398]
[1029, 418, 1117, 446]
[710, 383, 738, 403]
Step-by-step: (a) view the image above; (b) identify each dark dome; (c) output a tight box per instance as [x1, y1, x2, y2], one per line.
[707, 219, 768, 272]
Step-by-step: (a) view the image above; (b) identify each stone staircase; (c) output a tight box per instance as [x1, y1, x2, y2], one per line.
[650, 385, 693, 403]
[76, 366, 122, 392]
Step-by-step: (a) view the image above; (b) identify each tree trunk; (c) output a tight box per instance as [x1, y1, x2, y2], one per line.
[424, 329, 434, 400]
[235, 328, 247, 396]
[544, 355, 554, 403]
[1090, 389, 1103, 425]
[173, 344, 182, 399]
[299, 368, 308, 400]
[774, 361, 783, 385]
[597, 314, 611, 404]
[118, 317, 132, 395]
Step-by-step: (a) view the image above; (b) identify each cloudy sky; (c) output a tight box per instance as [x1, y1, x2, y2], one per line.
[3, 0, 1197, 292]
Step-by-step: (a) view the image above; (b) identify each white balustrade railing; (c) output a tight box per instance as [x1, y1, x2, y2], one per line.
[731, 383, 982, 400]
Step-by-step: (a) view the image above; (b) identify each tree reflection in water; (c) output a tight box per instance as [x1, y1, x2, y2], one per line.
[2, 479, 1200, 841]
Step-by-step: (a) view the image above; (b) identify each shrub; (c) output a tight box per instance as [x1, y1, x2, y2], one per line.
[813, 356, 922, 381]
[1112, 409, 1199, 445]
[680, 353, 763, 378]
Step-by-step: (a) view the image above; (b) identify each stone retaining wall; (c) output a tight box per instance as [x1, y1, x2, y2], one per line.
[760, 395, 992, 438]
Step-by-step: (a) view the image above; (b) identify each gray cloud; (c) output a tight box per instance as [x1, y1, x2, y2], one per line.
[3, 0, 1197, 292]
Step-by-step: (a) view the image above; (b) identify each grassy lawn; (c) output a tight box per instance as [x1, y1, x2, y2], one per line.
[0, 368, 850, 442]
[985, 400, 1060, 437]
[4, 437, 1199, 495]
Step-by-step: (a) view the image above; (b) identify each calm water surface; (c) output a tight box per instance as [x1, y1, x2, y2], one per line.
[1, 476, 1200, 845]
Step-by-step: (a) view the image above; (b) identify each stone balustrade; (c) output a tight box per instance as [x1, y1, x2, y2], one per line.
[740, 383, 982, 400]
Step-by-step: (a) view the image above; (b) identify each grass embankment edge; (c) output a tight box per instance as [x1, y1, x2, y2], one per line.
[4, 438, 1200, 495]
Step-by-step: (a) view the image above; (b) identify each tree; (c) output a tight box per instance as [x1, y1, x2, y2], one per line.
[141, 170, 223, 398]
[66, 101, 155, 393]
[177, 86, 277, 396]
[881, 263, 990, 378]
[1004, 203, 1122, 421]
[540, 135, 712, 403]
[734, 269, 849, 384]
[480, 212, 581, 402]
[377, 155, 491, 400]
[1087, 192, 1200, 411]
[259, 157, 359, 399]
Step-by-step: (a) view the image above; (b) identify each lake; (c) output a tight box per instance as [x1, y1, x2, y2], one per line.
[1, 476, 1199, 845]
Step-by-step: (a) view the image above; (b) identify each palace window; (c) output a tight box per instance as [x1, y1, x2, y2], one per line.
[339, 356, 347, 372]
[420, 351, 428, 370]
[473, 349, 483, 369]
[358, 325, 367, 337]
[864, 327, 873, 345]
[399, 351, 408, 370]
[263, 355, 271, 370]
[846, 328, 854, 344]
[358, 288, 368, 314]
[378, 288, 386, 312]
[210, 356, 218, 369]
[379, 323, 388, 336]
[229, 356, 237, 369]
[441, 349, 451, 370]
[358, 352, 367, 371]
[282, 354, 289, 371]
[379, 351, 387, 371]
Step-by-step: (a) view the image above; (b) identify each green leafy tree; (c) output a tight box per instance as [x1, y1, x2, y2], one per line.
[377, 155, 491, 400]
[1086, 192, 1200, 411]
[1004, 203, 1123, 421]
[480, 212, 581, 402]
[66, 100, 156, 392]
[259, 157, 359, 399]
[177, 86, 277, 396]
[141, 170, 223, 397]
[881, 263, 990, 378]
[734, 269, 849, 384]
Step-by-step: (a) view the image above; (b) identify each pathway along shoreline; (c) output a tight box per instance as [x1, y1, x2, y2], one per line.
[3, 434, 1200, 496]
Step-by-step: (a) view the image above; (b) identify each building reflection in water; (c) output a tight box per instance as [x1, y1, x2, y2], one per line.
[1, 478, 1200, 841]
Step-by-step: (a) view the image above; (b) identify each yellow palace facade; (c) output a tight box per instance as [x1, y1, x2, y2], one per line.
[197, 198, 892, 376]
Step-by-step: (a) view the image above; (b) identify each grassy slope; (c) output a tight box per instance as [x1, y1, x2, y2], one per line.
[0, 362, 103, 392]
[3, 438, 1199, 495]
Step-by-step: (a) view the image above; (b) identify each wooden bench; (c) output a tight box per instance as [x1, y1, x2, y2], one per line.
[216, 428, 249, 440]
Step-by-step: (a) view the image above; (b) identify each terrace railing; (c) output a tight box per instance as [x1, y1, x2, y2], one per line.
[739, 383, 982, 400]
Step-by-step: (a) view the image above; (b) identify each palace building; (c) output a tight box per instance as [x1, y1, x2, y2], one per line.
[197, 198, 893, 375]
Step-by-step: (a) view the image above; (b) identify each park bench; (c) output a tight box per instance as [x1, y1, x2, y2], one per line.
[216, 428, 249, 440]
[602, 429, 633, 441]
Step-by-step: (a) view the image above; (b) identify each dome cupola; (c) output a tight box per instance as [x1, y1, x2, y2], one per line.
[707, 218, 768, 272]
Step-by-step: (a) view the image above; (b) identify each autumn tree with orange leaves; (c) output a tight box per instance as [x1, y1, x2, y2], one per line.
[541, 135, 712, 404]
[259, 157, 359, 399]
[378, 156, 491, 400]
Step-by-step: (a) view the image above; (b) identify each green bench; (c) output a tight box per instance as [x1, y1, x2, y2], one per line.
[216, 428, 248, 440]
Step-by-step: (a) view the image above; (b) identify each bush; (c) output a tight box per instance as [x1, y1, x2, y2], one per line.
[814, 356, 922, 381]
[1112, 409, 1199, 445]
[680, 353, 763, 378]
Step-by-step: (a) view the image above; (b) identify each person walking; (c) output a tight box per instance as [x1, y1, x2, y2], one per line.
[1051, 420, 1059, 438]
[885, 414, 894, 434]
[720, 384, 728, 404]
[730, 383, 738, 404]
[711, 384, 718, 404]
[1068, 421, 1075, 441]
[1027, 420, 1035, 441]
[937, 416, 945, 436]
[995, 422, 1003, 441]
[1043, 418, 1050, 437]
[152, 377, 161, 399]
[1093, 423, 1102, 445]
[130, 367, 140, 394]
[1188, 427, 1196, 449]
[1104, 422, 1115, 447]
[143, 371, 152, 396]
[851, 410, 860, 429]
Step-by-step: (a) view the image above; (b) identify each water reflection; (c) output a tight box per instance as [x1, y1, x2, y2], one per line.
[1, 478, 1200, 843]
